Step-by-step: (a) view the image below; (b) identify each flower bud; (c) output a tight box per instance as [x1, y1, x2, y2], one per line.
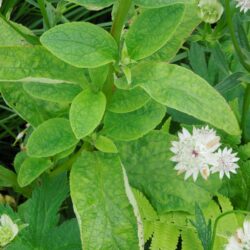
[198, 0, 224, 24]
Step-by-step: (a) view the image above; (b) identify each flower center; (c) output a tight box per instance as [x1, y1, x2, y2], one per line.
[192, 150, 199, 158]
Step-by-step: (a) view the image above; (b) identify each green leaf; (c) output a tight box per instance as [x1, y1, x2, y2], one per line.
[18, 157, 53, 187]
[70, 151, 139, 249]
[133, 0, 194, 8]
[0, 46, 87, 84]
[66, 0, 115, 10]
[44, 219, 81, 250]
[108, 87, 150, 113]
[18, 174, 68, 247]
[1, 83, 45, 127]
[147, 3, 201, 62]
[70, 89, 106, 139]
[23, 82, 82, 103]
[0, 16, 30, 46]
[125, 4, 185, 60]
[94, 135, 118, 153]
[0, 165, 17, 188]
[117, 131, 221, 214]
[27, 118, 78, 157]
[40, 22, 118, 68]
[129, 62, 240, 135]
[103, 100, 166, 141]
[88, 64, 109, 91]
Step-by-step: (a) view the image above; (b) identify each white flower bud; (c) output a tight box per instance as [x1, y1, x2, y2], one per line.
[198, 0, 224, 24]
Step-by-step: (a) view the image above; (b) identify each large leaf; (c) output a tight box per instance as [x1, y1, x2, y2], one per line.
[27, 118, 78, 157]
[128, 62, 240, 135]
[41, 22, 118, 68]
[70, 151, 139, 249]
[133, 0, 194, 8]
[125, 4, 185, 60]
[103, 100, 166, 141]
[148, 3, 201, 62]
[117, 131, 221, 214]
[67, 0, 115, 10]
[70, 89, 106, 139]
[0, 46, 87, 84]
[18, 157, 53, 187]
[23, 82, 82, 103]
[108, 87, 150, 113]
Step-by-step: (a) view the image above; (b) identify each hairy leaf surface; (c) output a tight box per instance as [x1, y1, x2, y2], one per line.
[41, 22, 118, 68]
[129, 62, 240, 135]
[27, 118, 78, 157]
[125, 4, 185, 60]
[70, 151, 139, 249]
[104, 100, 165, 141]
[70, 89, 106, 139]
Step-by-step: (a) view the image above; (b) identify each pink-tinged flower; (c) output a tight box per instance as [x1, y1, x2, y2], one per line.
[236, 0, 250, 13]
[210, 147, 239, 179]
[225, 220, 250, 250]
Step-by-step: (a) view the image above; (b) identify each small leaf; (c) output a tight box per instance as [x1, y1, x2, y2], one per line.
[70, 151, 139, 249]
[94, 135, 118, 153]
[103, 100, 166, 141]
[108, 87, 150, 113]
[18, 157, 53, 187]
[70, 89, 106, 139]
[125, 4, 185, 60]
[40, 22, 118, 68]
[27, 118, 78, 157]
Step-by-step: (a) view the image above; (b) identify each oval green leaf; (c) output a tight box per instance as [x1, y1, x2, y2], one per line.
[103, 100, 166, 141]
[18, 157, 52, 187]
[130, 62, 240, 135]
[125, 4, 185, 60]
[70, 89, 106, 139]
[27, 118, 78, 157]
[70, 151, 139, 249]
[108, 87, 150, 113]
[40, 22, 118, 68]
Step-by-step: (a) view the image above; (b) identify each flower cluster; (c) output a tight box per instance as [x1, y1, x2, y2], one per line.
[236, 0, 250, 13]
[170, 126, 239, 181]
[0, 214, 18, 247]
[225, 219, 250, 250]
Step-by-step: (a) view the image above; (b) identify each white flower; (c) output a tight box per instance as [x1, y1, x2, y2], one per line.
[198, 0, 224, 24]
[0, 214, 19, 247]
[210, 147, 239, 179]
[170, 127, 220, 181]
[236, 0, 250, 13]
[225, 220, 250, 250]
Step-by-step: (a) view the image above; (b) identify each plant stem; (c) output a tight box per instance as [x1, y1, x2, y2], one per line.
[242, 85, 250, 142]
[37, 0, 50, 30]
[103, 0, 132, 100]
[225, 0, 250, 72]
[210, 210, 250, 250]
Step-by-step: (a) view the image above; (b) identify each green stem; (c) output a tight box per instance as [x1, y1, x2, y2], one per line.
[242, 85, 250, 142]
[103, 0, 132, 100]
[210, 210, 250, 250]
[37, 0, 50, 30]
[225, 0, 250, 72]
